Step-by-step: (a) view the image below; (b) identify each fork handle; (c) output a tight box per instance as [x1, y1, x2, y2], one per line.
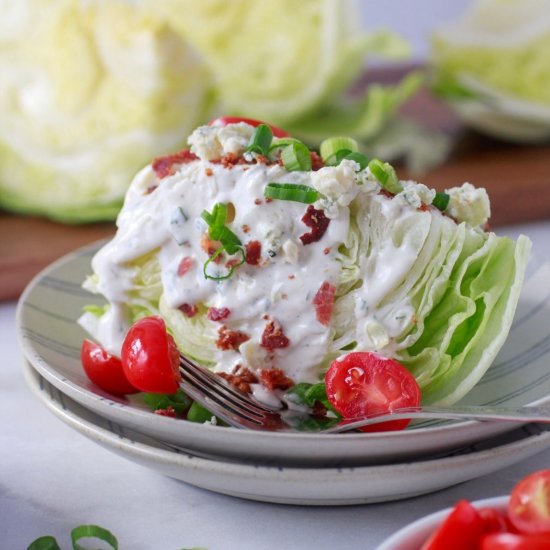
[327, 404, 550, 433]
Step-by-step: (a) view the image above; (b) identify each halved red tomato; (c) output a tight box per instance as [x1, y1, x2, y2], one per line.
[421, 500, 485, 550]
[81, 339, 138, 396]
[324, 352, 421, 432]
[480, 532, 550, 550]
[508, 470, 550, 535]
[208, 116, 289, 138]
[121, 316, 181, 394]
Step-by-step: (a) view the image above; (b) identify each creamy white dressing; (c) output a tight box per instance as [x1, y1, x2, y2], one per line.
[81, 123, 482, 387]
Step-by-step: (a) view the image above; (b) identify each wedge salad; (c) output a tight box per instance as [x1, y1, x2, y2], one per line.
[79, 117, 531, 430]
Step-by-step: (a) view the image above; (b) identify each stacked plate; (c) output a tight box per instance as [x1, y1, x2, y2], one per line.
[16, 243, 550, 506]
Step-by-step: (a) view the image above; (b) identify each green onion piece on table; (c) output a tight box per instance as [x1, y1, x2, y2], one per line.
[71, 525, 118, 550]
[264, 183, 319, 204]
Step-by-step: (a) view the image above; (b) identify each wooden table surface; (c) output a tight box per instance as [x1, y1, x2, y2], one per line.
[2, 71, 550, 301]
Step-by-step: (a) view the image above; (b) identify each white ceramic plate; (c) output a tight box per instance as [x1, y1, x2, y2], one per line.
[16, 243, 550, 467]
[22, 360, 550, 506]
[376, 496, 508, 550]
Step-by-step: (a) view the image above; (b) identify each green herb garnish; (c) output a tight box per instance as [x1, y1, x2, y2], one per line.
[246, 124, 273, 156]
[432, 191, 450, 211]
[264, 183, 319, 204]
[368, 158, 403, 194]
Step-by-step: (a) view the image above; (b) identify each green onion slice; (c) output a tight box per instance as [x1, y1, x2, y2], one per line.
[432, 191, 450, 211]
[320, 136, 359, 162]
[268, 137, 304, 151]
[71, 525, 118, 550]
[281, 141, 312, 172]
[246, 124, 273, 156]
[264, 183, 319, 203]
[27, 536, 62, 550]
[203, 246, 245, 281]
[368, 159, 403, 194]
[201, 203, 242, 251]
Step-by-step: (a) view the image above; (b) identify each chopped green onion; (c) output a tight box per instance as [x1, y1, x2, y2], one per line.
[71, 525, 118, 550]
[264, 183, 319, 203]
[203, 246, 245, 281]
[268, 137, 304, 151]
[319, 136, 359, 162]
[432, 191, 450, 211]
[368, 159, 403, 194]
[201, 203, 245, 280]
[187, 401, 215, 423]
[281, 141, 312, 172]
[27, 536, 61, 550]
[342, 151, 370, 171]
[144, 390, 192, 415]
[246, 124, 273, 156]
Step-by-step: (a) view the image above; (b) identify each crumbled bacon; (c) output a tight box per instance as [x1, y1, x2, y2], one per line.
[154, 406, 177, 418]
[254, 198, 263, 206]
[152, 149, 198, 179]
[177, 257, 193, 277]
[179, 303, 198, 318]
[299, 205, 330, 245]
[260, 320, 290, 351]
[259, 367, 294, 391]
[245, 240, 262, 266]
[216, 326, 250, 350]
[310, 151, 325, 171]
[312, 281, 336, 326]
[242, 224, 251, 234]
[207, 307, 231, 322]
[323, 247, 331, 255]
[201, 233, 223, 264]
[218, 365, 258, 394]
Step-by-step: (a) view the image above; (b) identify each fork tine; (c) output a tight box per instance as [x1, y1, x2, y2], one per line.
[179, 354, 278, 415]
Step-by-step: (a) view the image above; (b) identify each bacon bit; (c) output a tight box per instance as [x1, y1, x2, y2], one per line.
[260, 320, 290, 351]
[207, 307, 231, 322]
[254, 198, 263, 206]
[259, 367, 294, 391]
[201, 233, 223, 264]
[218, 365, 258, 394]
[418, 203, 430, 212]
[145, 184, 158, 195]
[225, 257, 242, 269]
[288, 274, 295, 280]
[323, 247, 331, 255]
[177, 256, 193, 277]
[155, 406, 177, 418]
[205, 167, 214, 177]
[245, 240, 262, 266]
[242, 224, 251, 234]
[379, 189, 395, 199]
[265, 197, 273, 203]
[310, 151, 325, 171]
[313, 281, 336, 326]
[299, 205, 330, 245]
[152, 149, 198, 179]
[219, 152, 245, 168]
[216, 326, 250, 351]
[179, 303, 198, 318]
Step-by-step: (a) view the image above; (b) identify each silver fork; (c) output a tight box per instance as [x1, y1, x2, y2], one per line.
[179, 354, 550, 433]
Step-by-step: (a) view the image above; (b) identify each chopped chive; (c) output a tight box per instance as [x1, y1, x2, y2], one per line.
[368, 159, 403, 194]
[187, 401, 215, 423]
[71, 525, 118, 550]
[320, 136, 359, 162]
[246, 124, 273, 156]
[281, 141, 312, 172]
[432, 191, 450, 211]
[264, 183, 319, 203]
[203, 246, 245, 281]
[27, 536, 61, 550]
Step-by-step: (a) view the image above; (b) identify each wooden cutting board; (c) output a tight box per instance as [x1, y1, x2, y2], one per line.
[2, 69, 550, 301]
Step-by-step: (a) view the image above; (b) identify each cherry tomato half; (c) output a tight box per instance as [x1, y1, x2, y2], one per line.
[508, 469, 550, 535]
[325, 352, 421, 432]
[480, 532, 550, 550]
[208, 116, 289, 138]
[421, 500, 485, 550]
[81, 339, 138, 396]
[121, 316, 181, 394]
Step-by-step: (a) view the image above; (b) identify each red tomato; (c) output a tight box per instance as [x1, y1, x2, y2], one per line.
[480, 532, 550, 550]
[508, 470, 550, 535]
[479, 507, 514, 535]
[325, 352, 421, 432]
[421, 500, 485, 550]
[81, 339, 138, 396]
[121, 316, 181, 394]
[208, 116, 289, 138]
